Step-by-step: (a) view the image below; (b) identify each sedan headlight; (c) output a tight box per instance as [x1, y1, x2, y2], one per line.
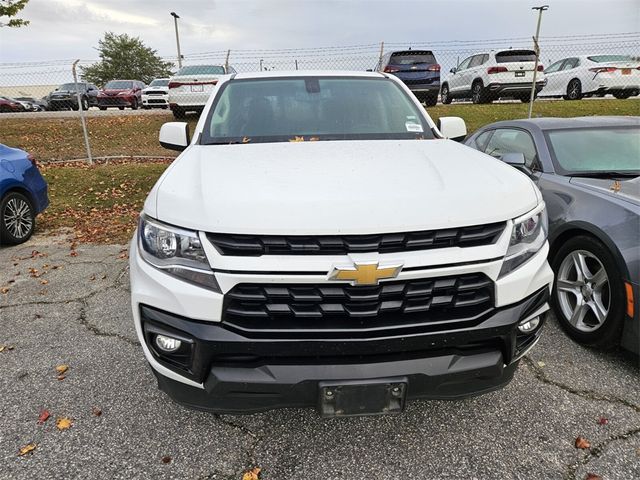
[499, 203, 548, 277]
[138, 215, 220, 292]
[117, 91, 130, 96]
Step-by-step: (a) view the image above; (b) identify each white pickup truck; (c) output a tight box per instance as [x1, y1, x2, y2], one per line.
[130, 71, 553, 416]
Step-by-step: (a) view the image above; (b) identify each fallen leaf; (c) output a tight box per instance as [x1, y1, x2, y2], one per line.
[537, 361, 546, 368]
[242, 467, 261, 480]
[55, 364, 69, 375]
[597, 416, 608, 425]
[91, 406, 102, 416]
[161, 456, 172, 464]
[69, 251, 78, 257]
[242, 136, 251, 143]
[0, 345, 15, 353]
[289, 136, 305, 142]
[610, 180, 621, 193]
[0, 287, 9, 294]
[56, 375, 66, 381]
[18, 443, 36, 456]
[575, 436, 591, 449]
[585, 474, 603, 480]
[56, 417, 72, 430]
[40, 280, 49, 285]
[37, 410, 51, 424]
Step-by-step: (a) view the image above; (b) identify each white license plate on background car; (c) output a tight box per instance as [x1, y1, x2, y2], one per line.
[515, 71, 525, 77]
[191, 85, 204, 92]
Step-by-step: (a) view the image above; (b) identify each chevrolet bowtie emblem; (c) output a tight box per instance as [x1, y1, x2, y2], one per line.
[329, 262, 403, 286]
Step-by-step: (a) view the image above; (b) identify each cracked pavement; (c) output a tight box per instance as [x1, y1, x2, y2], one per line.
[1, 235, 639, 480]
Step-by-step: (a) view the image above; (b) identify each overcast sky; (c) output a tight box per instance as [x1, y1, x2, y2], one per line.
[1, 0, 639, 64]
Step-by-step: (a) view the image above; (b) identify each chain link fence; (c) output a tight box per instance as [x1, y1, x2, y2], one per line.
[0, 32, 638, 161]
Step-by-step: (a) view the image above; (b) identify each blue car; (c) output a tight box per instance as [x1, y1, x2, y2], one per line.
[0, 144, 49, 245]
[376, 50, 440, 106]
[464, 117, 639, 353]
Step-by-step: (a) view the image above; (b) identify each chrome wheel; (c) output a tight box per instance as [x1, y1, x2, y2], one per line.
[4, 196, 33, 240]
[556, 250, 610, 333]
[472, 84, 481, 103]
[441, 86, 449, 104]
[567, 80, 581, 100]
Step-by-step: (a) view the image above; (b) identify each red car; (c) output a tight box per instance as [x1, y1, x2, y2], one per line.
[97, 80, 145, 110]
[0, 97, 25, 113]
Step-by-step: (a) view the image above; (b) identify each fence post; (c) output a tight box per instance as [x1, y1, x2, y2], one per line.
[378, 41, 385, 66]
[225, 49, 231, 71]
[295, 59, 298, 70]
[72, 60, 93, 165]
[528, 5, 549, 118]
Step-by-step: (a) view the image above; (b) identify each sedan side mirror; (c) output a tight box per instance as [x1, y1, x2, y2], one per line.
[450, 67, 457, 74]
[437, 117, 467, 142]
[500, 152, 526, 166]
[160, 122, 190, 151]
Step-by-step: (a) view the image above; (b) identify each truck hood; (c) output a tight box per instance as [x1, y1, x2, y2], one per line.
[570, 176, 640, 207]
[149, 139, 539, 235]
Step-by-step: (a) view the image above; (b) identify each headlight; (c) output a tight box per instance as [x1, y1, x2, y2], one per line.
[138, 215, 220, 292]
[118, 91, 130, 96]
[499, 203, 548, 277]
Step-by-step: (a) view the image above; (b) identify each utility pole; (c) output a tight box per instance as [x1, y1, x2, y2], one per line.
[225, 49, 231, 72]
[528, 5, 549, 118]
[170, 12, 183, 69]
[259, 59, 263, 71]
[378, 41, 385, 66]
[72, 60, 93, 165]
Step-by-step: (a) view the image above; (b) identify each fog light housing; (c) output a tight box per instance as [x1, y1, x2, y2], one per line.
[155, 334, 182, 353]
[518, 316, 541, 334]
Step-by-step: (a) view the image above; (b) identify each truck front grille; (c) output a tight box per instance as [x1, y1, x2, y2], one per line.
[222, 273, 494, 337]
[208, 222, 505, 257]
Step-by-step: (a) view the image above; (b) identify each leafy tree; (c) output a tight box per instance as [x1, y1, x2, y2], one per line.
[80, 32, 174, 86]
[0, 0, 30, 27]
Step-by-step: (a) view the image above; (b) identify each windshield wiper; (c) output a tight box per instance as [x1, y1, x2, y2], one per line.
[570, 171, 640, 178]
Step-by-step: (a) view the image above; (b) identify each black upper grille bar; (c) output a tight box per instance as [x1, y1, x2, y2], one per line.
[208, 222, 506, 257]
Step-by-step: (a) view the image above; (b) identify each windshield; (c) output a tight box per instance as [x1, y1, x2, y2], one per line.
[200, 77, 433, 145]
[545, 127, 640, 176]
[177, 65, 225, 75]
[496, 50, 537, 63]
[149, 79, 169, 87]
[105, 80, 133, 90]
[57, 83, 83, 91]
[390, 52, 436, 65]
[587, 55, 634, 63]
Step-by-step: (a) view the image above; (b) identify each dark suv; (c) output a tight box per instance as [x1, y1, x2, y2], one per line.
[48, 82, 99, 111]
[377, 50, 441, 106]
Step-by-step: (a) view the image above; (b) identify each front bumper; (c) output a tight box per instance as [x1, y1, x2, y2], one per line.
[98, 96, 135, 107]
[130, 231, 553, 414]
[142, 94, 169, 107]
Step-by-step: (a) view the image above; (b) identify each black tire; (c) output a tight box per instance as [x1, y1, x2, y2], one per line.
[81, 96, 89, 111]
[71, 102, 79, 111]
[131, 98, 138, 110]
[424, 95, 437, 107]
[172, 107, 185, 119]
[613, 91, 633, 99]
[550, 235, 625, 349]
[440, 84, 452, 104]
[118, 106, 125, 110]
[0, 192, 35, 245]
[0, 106, 10, 113]
[99, 106, 107, 111]
[471, 81, 489, 104]
[564, 79, 582, 100]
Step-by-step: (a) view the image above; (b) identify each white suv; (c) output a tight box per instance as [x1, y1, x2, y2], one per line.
[142, 78, 170, 109]
[131, 71, 553, 416]
[168, 64, 236, 118]
[441, 49, 546, 104]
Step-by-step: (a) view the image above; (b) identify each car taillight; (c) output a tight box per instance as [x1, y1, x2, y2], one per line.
[589, 67, 617, 73]
[487, 66, 508, 74]
[27, 154, 37, 168]
[383, 66, 400, 73]
[427, 64, 441, 72]
[537, 65, 544, 72]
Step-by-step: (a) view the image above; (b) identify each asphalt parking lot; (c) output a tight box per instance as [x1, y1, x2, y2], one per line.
[1, 234, 638, 480]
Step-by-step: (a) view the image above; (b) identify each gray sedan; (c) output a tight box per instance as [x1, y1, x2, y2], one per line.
[464, 116, 639, 354]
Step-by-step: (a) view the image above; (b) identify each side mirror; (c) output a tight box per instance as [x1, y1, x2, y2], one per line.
[500, 152, 526, 166]
[160, 122, 190, 151]
[437, 117, 467, 142]
[450, 67, 457, 74]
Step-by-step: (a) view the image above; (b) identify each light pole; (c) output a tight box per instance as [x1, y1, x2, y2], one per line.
[528, 5, 549, 118]
[170, 12, 183, 69]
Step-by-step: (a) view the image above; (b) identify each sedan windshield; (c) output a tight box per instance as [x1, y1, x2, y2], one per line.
[201, 77, 433, 144]
[177, 66, 225, 75]
[546, 127, 640, 176]
[57, 83, 84, 91]
[105, 81, 133, 90]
